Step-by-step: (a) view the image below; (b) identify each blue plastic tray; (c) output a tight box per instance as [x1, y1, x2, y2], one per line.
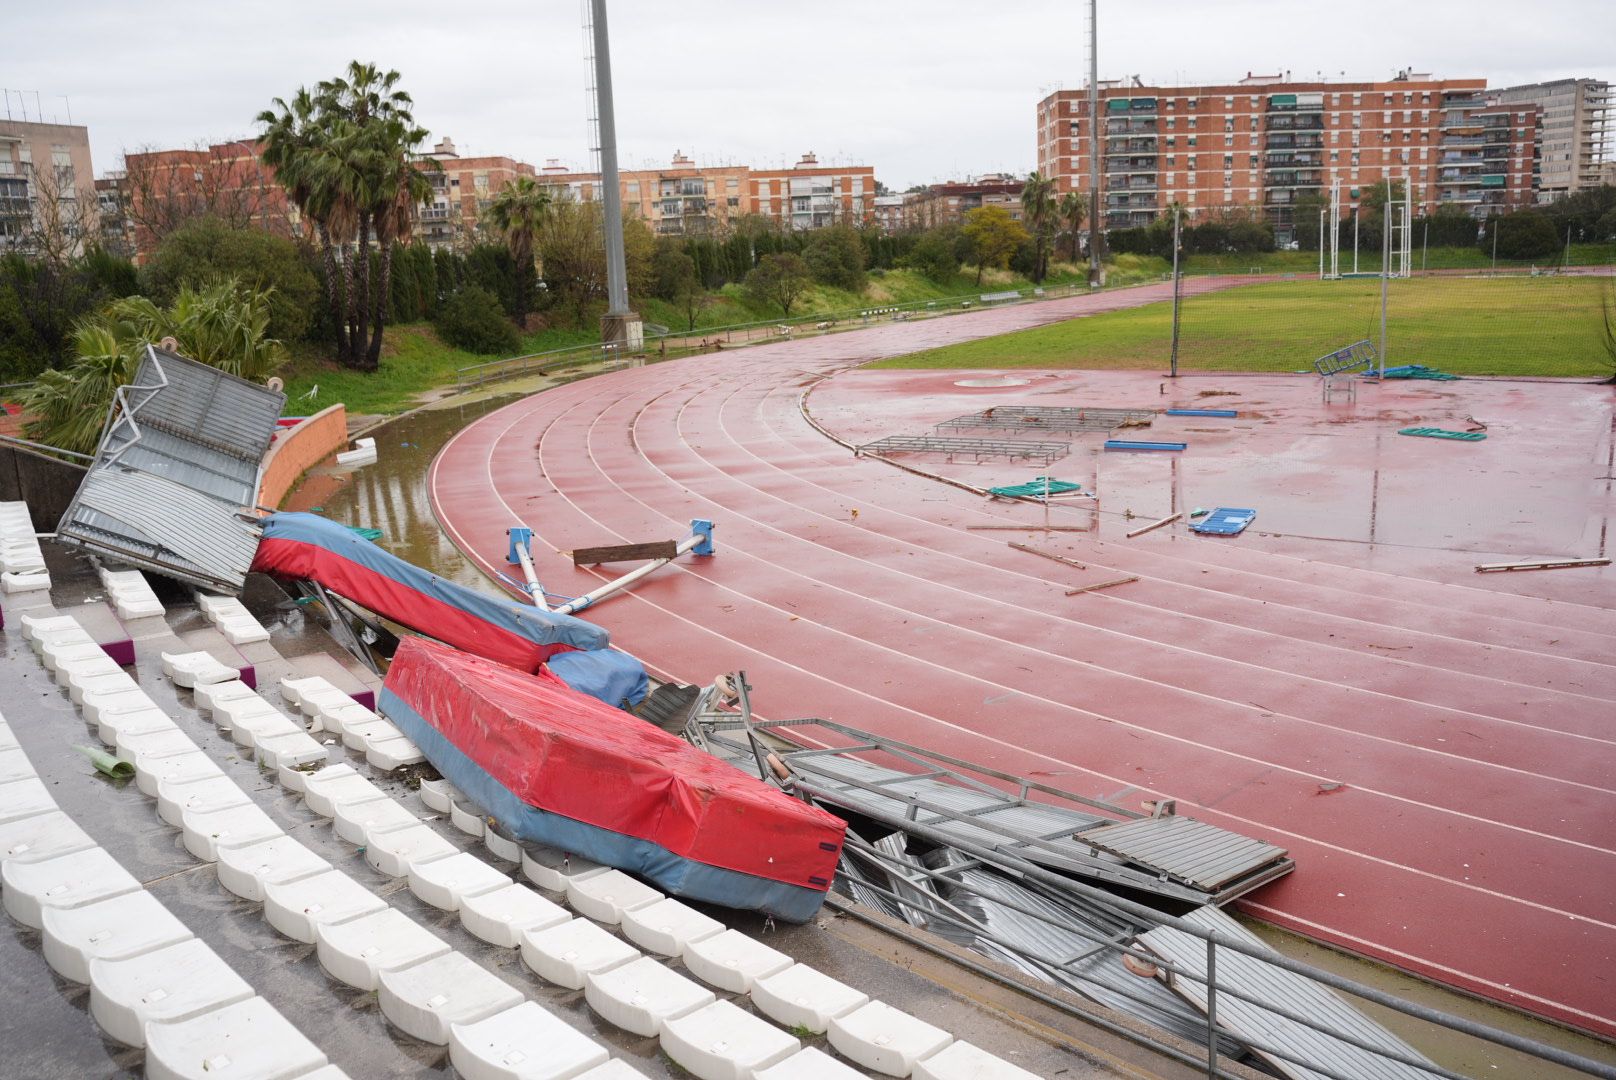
[1103, 440, 1187, 452]
[1190, 507, 1257, 535]
[1164, 409, 1237, 418]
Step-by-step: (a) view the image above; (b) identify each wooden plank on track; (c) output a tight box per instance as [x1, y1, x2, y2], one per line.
[571, 540, 678, 566]
[1065, 575, 1139, 596]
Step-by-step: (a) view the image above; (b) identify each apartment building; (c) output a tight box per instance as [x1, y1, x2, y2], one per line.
[421, 137, 538, 248]
[1490, 78, 1611, 200]
[121, 140, 297, 259]
[0, 119, 99, 256]
[527, 151, 877, 238]
[1036, 73, 1539, 242]
[901, 175, 1025, 230]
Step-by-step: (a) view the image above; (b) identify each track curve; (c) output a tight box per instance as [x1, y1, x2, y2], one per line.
[429, 283, 1616, 1037]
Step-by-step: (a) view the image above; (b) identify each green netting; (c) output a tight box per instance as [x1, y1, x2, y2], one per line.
[989, 477, 1085, 498]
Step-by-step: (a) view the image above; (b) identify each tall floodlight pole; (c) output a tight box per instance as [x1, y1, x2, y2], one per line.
[589, 0, 641, 351]
[1169, 205, 1182, 377]
[1086, 0, 1102, 286]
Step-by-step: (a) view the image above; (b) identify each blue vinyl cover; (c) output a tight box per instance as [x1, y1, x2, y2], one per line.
[1191, 507, 1258, 535]
[259, 512, 607, 653]
[547, 649, 650, 708]
[379, 688, 829, 923]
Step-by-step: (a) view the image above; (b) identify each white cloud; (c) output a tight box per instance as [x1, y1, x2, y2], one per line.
[7, 0, 1613, 190]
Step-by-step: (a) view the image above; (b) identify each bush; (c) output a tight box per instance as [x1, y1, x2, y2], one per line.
[1484, 211, 1560, 260]
[141, 217, 320, 341]
[433, 286, 520, 355]
[903, 226, 962, 283]
[803, 226, 867, 292]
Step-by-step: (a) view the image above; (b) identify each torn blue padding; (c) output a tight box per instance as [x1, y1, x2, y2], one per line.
[547, 649, 649, 708]
[1191, 508, 1257, 535]
[379, 689, 829, 923]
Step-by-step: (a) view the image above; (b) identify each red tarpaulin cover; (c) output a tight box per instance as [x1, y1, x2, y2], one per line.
[384, 637, 846, 890]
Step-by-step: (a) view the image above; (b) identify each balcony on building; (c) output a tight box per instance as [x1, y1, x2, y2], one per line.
[1104, 157, 1158, 173]
[1265, 92, 1324, 115]
[420, 205, 450, 222]
[1105, 137, 1159, 153]
[1266, 114, 1325, 132]
[1103, 118, 1157, 136]
[1265, 152, 1321, 167]
[1105, 176, 1159, 192]
[1106, 98, 1158, 120]
[1265, 132, 1324, 150]
[1440, 94, 1485, 109]
[1265, 169, 1322, 187]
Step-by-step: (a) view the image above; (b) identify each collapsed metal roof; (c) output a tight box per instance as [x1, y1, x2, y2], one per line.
[55, 345, 282, 593]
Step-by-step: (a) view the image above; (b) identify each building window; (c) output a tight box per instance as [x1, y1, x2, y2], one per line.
[1188, 118, 1197, 129]
[1188, 136, 1197, 147]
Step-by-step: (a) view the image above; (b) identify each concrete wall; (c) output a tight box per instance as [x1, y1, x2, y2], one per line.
[257, 404, 348, 509]
[0, 442, 86, 532]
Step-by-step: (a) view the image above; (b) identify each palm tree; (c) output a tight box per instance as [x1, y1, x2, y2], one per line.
[1020, 172, 1057, 283]
[256, 62, 431, 371]
[1059, 191, 1087, 262]
[487, 175, 554, 324]
[21, 281, 286, 456]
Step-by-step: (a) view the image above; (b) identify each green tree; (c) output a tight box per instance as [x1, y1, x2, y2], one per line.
[1058, 191, 1087, 262]
[651, 244, 705, 330]
[803, 226, 867, 292]
[0, 251, 137, 381]
[961, 206, 1028, 285]
[537, 198, 654, 328]
[744, 252, 811, 317]
[257, 61, 435, 372]
[434, 285, 520, 354]
[141, 216, 320, 341]
[903, 226, 962, 283]
[19, 280, 286, 455]
[1019, 172, 1057, 282]
[486, 175, 553, 325]
[1483, 210, 1560, 260]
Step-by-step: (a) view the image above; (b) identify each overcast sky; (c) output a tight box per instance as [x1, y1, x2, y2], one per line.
[8, 1, 1614, 190]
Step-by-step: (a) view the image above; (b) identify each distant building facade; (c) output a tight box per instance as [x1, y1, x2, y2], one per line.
[1490, 79, 1611, 200]
[120, 139, 298, 260]
[900, 175, 1025, 230]
[1037, 73, 1540, 243]
[0, 118, 99, 257]
[421, 137, 538, 248]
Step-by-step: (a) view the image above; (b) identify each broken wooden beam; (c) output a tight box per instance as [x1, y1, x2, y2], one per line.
[966, 525, 1090, 532]
[1473, 557, 1611, 574]
[571, 540, 679, 566]
[1125, 512, 1182, 539]
[1064, 575, 1139, 596]
[1008, 542, 1088, 571]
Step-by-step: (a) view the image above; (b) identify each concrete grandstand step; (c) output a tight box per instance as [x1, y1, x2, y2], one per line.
[314, 701, 379, 738]
[19, 613, 79, 642]
[158, 774, 252, 828]
[199, 594, 272, 645]
[363, 823, 459, 877]
[407, 850, 509, 911]
[751, 964, 869, 1034]
[161, 650, 240, 688]
[135, 750, 225, 798]
[521, 845, 606, 892]
[448, 1001, 610, 1080]
[2, 569, 52, 593]
[450, 798, 490, 837]
[754, 1047, 869, 1080]
[116, 726, 200, 762]
[56, 653, 124, 688]
[83, 686, 160, 727]
[194, 679, 261, 715]
[0, 746, 36, 784]
[583, 955, 714, 1037]
[459, 883, 570, 948]
[364, 733, 424, 771]
[575, 1062, 652, 1079]
[619, 898, 724, 958]
[143, 995, 328, 1080]
[520, 917, 640, 990]
[212, 694, 283, 733]
[567, 868, 663, 924]
[1, 845, 142, 928]
[314, 907, 452, 991]
[40, 888, 195, 984]
[0, 776, 58, 823]
[660, 999, 800, 1080]
[418, 777, 462, 814]
[681, 929, 793, 994]
[913, 1040, 1040, 1080]
[482, 821, 522, 863]
[88, 937, 256, 1048]
[229, 712, 305, 751]
[330, 796, 418, 846]
[377, 950, 524, 1046]
[828, 1001, 952, 1077]
[41, 639, 110, 672]
[216, 835, 331, 903]
[101, 708, 181, 746]
[300, 764, 383, 817]
[263, 868, 388, 944]
[254, 730, 332, 771]
[70, 669, 139, 707]
[181, 801, 284, 862]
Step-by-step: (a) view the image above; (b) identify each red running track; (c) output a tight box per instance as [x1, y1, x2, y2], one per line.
[429, 282, 1616, 1037]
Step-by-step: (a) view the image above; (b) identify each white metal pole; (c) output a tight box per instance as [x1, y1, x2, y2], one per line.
[1318, 206, 1325, 279]
[1379, 193, 1390, 378]
[1352, 206, 1359, 275]
[554, 533, 704, 615]
[512, 543, 549, 611]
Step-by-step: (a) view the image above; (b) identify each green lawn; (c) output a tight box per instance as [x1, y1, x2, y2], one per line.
[1119, 242, 1616, 277]
[877, 276, 1615, 378]
[279, 324, 599, 416]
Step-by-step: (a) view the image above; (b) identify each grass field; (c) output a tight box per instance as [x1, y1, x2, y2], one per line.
[877, 275, 1615, 378]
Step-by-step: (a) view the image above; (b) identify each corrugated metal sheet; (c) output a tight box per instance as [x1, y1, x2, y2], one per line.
[1138, 906, 1442, 1080]
[56, 345, 283, 593]
[1074, 815, 1288, 891]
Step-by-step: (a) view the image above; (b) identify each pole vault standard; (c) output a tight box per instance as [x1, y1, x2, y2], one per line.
[506, 521, 715, 614]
